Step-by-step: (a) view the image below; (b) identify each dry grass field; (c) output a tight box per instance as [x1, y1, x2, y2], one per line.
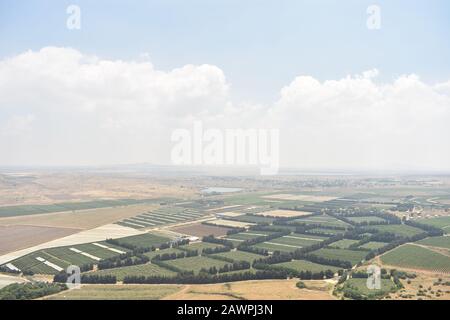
[254, 209, 312, 218]
[0, 204, 158, 230]
[170, 223, 233, 237]
[206, 219, 255, 228]
[0, 225, 81, 255]
[0, 172, 196, 206]
[262, 194, 337, 202]
[163, 279, 335, 300]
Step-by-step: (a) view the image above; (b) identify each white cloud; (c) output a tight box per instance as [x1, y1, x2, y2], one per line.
[0, 47, 449, 171]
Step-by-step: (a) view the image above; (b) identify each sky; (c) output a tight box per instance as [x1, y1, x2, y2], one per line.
[0, 0, 449, 172]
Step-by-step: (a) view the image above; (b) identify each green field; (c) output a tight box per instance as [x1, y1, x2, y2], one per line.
[308, 228, 346, 236]
[365, 224, 425, 237]
[87, 263, 176, 281]
[346, 216, 386, 224]
[416, 236, 450, 249]
[163, 256, 230, 273]
[144, 248, 184, 260]
[179, 242, 225, 253]
[290, 214, 350, 228]
[381, 244, 450, 273]
[210, 250, 265, 263]
[328, 239, 360, 249]
[272, 259, 340, 273]
[6, 242, 130, 275]
[266, 235, 323, 248]
[342, 278, 397, 298]
[252, 242, 299, 253]
[358, 241, 388, 250]
[111, 233, 170, 249]
[311, 248, 368, 265]
[417, 216, 450, 233]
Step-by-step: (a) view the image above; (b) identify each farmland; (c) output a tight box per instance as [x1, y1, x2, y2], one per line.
[417, 216, 450, 233]
[272, 260, 341, 273]
[0, 225, 81, 255]
[169, 223, 232, 237]
[381, 244, 450, 273]
[116, 206, 207, 230]
[210, 250, 265, 263]
[1, 171, 450, 300]
[416, 236, 450, 250]
[311, 248, 368, 266]
[162, 256, 230, 273]
[88, 263, 176, 281]
[364, 224, 425, 238]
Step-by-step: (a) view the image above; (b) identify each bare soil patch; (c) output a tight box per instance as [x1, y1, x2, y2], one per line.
[0, 225, 80, 255]
[170, 223, 233, 237]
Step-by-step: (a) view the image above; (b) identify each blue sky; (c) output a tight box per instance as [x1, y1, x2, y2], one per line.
[1, 0, 449, 103]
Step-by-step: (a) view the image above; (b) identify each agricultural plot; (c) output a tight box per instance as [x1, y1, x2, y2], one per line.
[341, 278, 397, 298]
[224, 231, 276, 243]
[170, 223, 232, 237]
[417, 216, 450, 233]
[87, 263, 176, 281]
[110, 233, 171, 249]
[346, 216, 387, 224]
[144, 248, 184, 260]
[262, 194, 337, 202]
[225, 214, 275, 224]
[416, 236, 450, 250]
[289, 214, 350, 228]
[272, 260, 341, 273]
[308, 228, 346, 236]
[364, 224, 425, 238]
[250, 234, 323, 253]
[206, 219, 255, 228]
[381, 244, 450, 273]
[0, 225, 80, 255]
[358, 241, 388, 250]
[179, 242, 225, 253]
[328, 239, 360, 249]
[163, 256, 229, 273]
[252, 210, 312, 218]
[116, 206, 206, 230]
[311, 248, 368, 265]
[0, 199, 155, 218]
[210, 250, 265, 263]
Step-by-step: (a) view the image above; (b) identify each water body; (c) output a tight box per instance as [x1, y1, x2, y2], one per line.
[201, 187, 243, 194]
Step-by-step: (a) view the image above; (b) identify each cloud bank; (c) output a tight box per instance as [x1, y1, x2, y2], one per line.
[0, 47, 449, 171]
